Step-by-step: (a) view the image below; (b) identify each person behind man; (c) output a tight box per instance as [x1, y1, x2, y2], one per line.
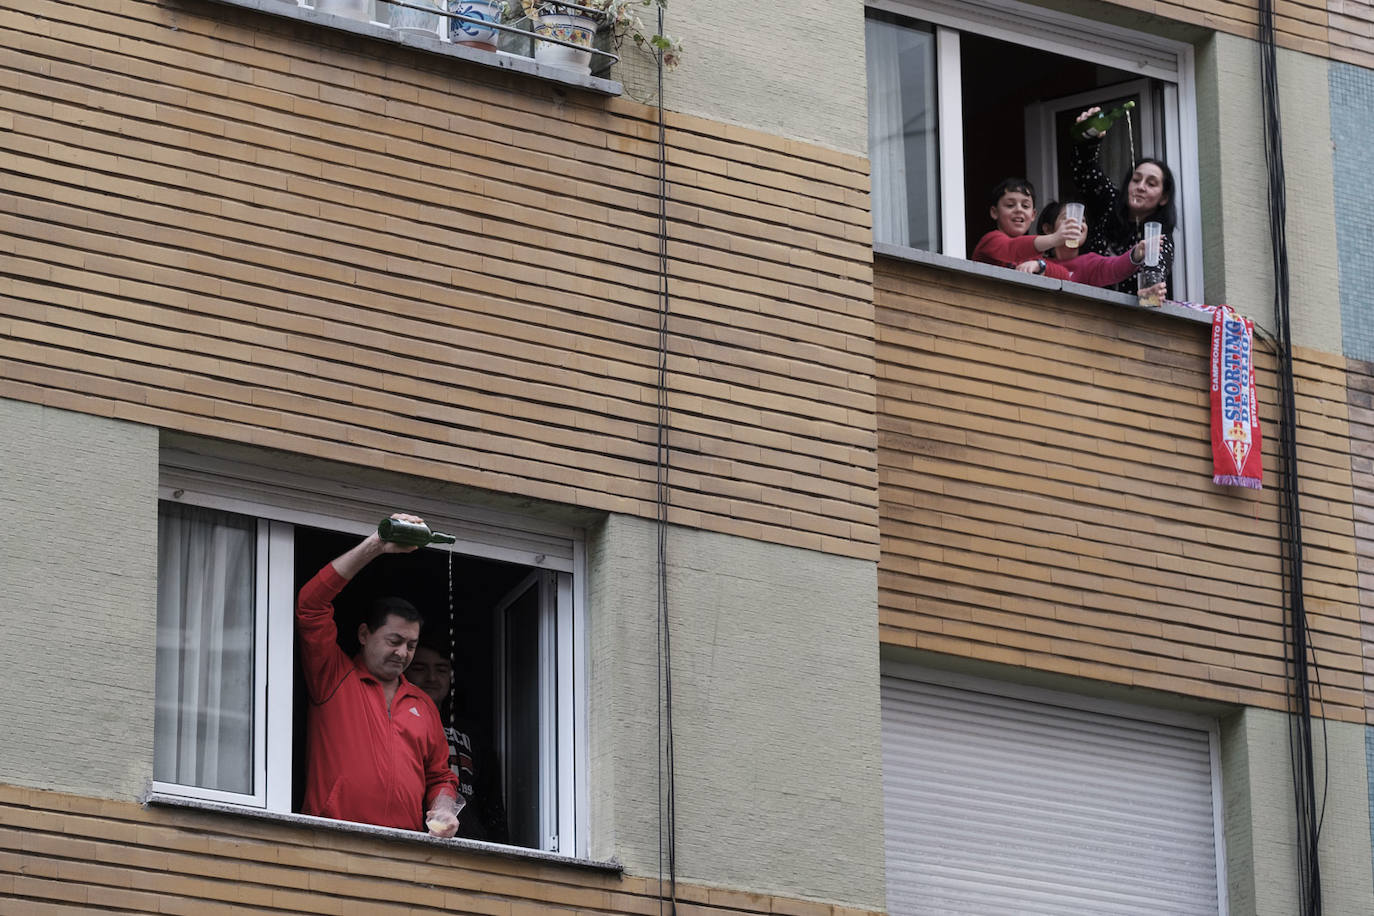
[296, 512, 460, 835]
[407, 641, 511, 844]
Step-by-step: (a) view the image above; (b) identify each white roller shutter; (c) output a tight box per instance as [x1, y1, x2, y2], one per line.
[882, 672, 1224, 916]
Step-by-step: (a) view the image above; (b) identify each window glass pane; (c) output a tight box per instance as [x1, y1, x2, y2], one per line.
[866, 15, 940, 251]
[503, 584, 542, 848]
[1054, 90, 1146, 203]
[154, 502, 257, 794]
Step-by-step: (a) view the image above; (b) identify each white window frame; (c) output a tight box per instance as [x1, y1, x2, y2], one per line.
[867, 0, 1204, 301]
[152, 450, 588, 858]
[882, 659, 1229, 915]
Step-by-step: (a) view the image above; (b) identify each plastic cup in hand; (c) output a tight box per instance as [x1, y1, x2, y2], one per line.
[1137, 267, 1164, 308]
[426, 795, 466, 835]
[1143, 221, 1162, 266]
[1062, 202, 1085, 249]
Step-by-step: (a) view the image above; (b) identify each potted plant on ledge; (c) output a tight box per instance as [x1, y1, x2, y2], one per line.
[446, 1, 509, 51]
[521, 0, 681, 75]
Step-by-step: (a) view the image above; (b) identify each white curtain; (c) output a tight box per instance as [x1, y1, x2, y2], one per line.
[866, 17, 940, 251]
[867, 18, 912, 248]
[154, 503, 256, 795]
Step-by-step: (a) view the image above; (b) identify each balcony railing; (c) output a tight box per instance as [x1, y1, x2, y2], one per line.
[205, 0, 624, 95]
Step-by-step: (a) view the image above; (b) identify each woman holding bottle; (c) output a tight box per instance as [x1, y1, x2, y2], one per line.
[1070, 105, 1178, 298]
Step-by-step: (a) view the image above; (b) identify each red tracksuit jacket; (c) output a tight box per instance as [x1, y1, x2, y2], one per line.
[296, 565, 457, 831]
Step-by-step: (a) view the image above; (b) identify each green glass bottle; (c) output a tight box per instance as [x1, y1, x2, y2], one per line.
[1071, 100, 1136, 141]
[377, 518, 457, 546]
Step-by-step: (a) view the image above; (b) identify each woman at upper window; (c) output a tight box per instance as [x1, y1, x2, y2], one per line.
[1070, 106, 1177, 298]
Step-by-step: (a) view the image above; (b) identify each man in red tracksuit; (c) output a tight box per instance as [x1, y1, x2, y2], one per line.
[296, 513, 460, 835]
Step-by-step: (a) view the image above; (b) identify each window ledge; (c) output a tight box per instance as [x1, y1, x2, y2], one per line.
[875, 242, 1211, 326]
[205, 0, 623, 96]
[144, 792, 623, 875]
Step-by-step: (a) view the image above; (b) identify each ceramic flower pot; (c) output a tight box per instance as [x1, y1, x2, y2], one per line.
[531, 7, 597, 75]
[392, 0, 443, 35]
[447, 0, 504, 51]
[314, 0, 370, 21]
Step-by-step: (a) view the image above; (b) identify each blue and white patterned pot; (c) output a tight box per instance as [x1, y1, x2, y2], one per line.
[531, 11, 596, 75]
[447, 1, 503, 50]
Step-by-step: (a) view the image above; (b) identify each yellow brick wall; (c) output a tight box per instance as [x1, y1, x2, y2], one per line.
[875, 258, 1363, 721]
[1099, 0, 1331, 59]
[0, 0, 879, 561]
[1069, 0, 1373, 69]
[1346, 358, 1374, 725]
[1327, 0, 1374, 66]
[0, 785, 879, 916]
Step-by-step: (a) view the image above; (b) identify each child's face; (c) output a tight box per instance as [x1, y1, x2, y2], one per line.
[990, 190, 1035, 237]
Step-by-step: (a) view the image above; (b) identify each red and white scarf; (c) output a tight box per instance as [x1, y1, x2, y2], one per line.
[1208, 305, 1263, 489]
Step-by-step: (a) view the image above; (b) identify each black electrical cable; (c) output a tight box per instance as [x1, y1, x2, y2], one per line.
[1257, 0, 1326, 912]
[652, 5, 678, 913]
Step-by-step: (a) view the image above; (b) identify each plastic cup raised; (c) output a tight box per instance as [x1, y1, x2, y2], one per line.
[1063, 202, 1085, 249]
[1143, 221, 1162, 266]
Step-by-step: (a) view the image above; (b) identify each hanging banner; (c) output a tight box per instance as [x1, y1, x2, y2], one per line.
[1209, 305, 1263, 489]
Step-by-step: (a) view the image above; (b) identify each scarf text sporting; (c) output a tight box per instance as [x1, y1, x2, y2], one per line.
[1209, 305, 1263, 489]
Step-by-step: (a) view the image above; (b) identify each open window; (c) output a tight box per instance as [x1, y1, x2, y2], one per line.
[151, 453, 587, 857]
[865, 0, 1202, 300]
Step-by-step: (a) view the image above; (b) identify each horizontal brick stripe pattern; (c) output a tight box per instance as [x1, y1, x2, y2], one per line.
[1328, 0, 1374, 67]
[1347, 358, 1374, 725]
[1103, 0, 1335, 61]
[0, 785, 879, 916]
[1096, 0, 1374, 69]
[875, 259, 1364, 721]
[0, 0, 879, 561]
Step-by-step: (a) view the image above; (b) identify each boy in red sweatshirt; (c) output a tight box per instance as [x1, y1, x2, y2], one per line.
[971, 177, 1078, 279]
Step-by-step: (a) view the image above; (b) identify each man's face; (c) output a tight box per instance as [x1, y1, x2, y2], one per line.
[407, 645, 453, 707]
[357, 614, 421, 684]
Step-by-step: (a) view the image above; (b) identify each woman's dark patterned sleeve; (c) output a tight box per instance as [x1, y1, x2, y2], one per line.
[1070, 137, 1116, 215]
[1159, 233, 1177, 289]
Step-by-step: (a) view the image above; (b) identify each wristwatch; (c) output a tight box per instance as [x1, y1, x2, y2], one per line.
[1036, 259, 1047, 274]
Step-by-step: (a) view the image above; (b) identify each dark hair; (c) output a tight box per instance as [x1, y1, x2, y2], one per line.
[1037, 199, 1087, 236]
[1037, 200, 1062, 236]
[988, 177, 1036, 210]
[364, 596, 423, 632]
[1116, 157, 1176, 233]
[418, 627, 450, 656]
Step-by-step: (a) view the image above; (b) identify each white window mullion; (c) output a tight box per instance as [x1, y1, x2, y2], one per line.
[554, 571, 577, 856]
[936, 26, 965, 259]
[539, 572, 560, 851]
[264, 520, 295, 814]
[571, 541, 589, 858]
[1167, 51, 1205, 303]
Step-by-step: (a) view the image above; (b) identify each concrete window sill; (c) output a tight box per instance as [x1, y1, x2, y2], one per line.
[144, 792, 623, 875]
[875, 242, 1211, 326]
